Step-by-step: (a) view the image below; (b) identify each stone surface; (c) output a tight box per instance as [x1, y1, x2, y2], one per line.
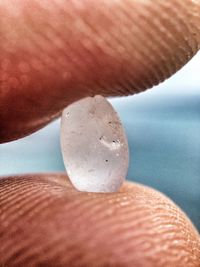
[60, 95, 129, 193]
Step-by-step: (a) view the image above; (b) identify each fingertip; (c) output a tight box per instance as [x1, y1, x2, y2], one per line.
[1, 0, 200, 142]
[0, 174, 199, 266]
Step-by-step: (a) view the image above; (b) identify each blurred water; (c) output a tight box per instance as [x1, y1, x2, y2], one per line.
[113, 94, 200, 230]
[1, 52, 200, 230]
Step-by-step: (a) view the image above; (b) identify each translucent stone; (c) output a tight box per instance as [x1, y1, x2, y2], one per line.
[60, 95, 129, 193]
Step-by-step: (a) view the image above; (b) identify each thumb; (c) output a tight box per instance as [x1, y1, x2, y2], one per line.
[1, 0, 200, 142]
[0, 174, 199, 267]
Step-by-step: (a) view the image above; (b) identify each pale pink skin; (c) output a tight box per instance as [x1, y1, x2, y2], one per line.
[0, 1, 200, 266]
[1, 0, 200, 142]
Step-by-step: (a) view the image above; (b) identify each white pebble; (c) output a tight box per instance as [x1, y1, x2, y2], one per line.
[60, 95, 129, 193]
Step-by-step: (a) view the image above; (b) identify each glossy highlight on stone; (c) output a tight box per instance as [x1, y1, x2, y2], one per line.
[60, 95, 129, 193]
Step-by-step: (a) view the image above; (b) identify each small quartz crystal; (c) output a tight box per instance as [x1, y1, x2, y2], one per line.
[60, 95, 129, 193]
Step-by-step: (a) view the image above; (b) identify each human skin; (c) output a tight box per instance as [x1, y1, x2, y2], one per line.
[0, 1, 200, 266]
[0, 174, 199, 267]
[0, 0, 200, 142]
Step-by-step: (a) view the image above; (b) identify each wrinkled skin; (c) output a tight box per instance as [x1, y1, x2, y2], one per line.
[0, 1, 200, 266]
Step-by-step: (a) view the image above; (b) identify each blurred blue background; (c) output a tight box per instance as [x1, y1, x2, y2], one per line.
[1, 52, 200, 230]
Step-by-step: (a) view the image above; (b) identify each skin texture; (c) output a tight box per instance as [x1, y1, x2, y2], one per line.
[0, 1, 200, 266]
[0, 0, 200, 142]
[0, 174, 200, 267]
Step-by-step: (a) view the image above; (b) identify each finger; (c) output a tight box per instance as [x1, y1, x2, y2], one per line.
[1, 0, 200, 143]
[0, 174, 199, 267]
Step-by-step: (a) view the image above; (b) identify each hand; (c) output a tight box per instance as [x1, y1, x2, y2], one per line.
[0, 1, 200, 266]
